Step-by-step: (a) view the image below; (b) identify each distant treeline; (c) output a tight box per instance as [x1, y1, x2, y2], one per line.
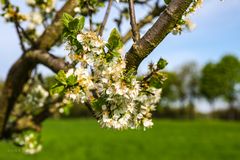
[159, 54, 240, 120]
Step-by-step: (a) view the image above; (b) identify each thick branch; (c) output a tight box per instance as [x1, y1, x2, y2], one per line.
[126, 0, 193, 69]
[35, 0, 80, 50]
[26, 50, 70, 73]
[122, 5, 166, 43]
[0, 56, 36, 138]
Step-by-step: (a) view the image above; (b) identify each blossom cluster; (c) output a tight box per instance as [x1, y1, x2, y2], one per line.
[2, 5, 28, 22]
[25, 83, 49, 108]
[13, 130, 42, 154]
[1, 0, 56, 31]
[25, 0, 56, 29]
[12, 77, 49, 120]
[60, 30, 165, 130]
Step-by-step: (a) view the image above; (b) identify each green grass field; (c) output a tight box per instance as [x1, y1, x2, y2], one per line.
[0, 119, 240, 160]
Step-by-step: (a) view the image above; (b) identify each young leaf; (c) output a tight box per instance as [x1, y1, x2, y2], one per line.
[62, 13, 73, 27]
[107, 28, 123, 51]
[68, 16, 85, 32]
[50, 84, 65, 95]
[68, 18, 80, 32]
[157, 58, 168, 70]
[67, 75, 78, 86]
[77, 16, 85, 31]
[149, 72, 166, 89]
[55, 70, 67, 85]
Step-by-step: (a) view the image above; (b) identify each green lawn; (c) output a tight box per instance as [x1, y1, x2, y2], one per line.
[0, 119, 240, 160]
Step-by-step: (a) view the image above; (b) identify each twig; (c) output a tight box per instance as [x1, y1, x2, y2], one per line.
[14, 21, 26, 52]
[128, 0, 140, 42]
[17, 23, 36, 46]
[122, 5, 166, 43]
[98, 0, 113, 36]
[89, 13, 93, 31]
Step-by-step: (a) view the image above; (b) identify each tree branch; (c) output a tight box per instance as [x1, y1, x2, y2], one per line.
[14, 21, 26, 52]
[126, 0, 193, 70]
[35, 0, 80, 50]
[128, 0, 140, 42]
[18, 24, 36, 46]
[26, 50, 70, 73]
[0, 56, 36, 138]
[122, 5, 166, 44]
[98, 0, 113, 36]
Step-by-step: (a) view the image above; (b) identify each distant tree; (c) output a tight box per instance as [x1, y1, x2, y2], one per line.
[160, 62, 199, 119]
[177, 62, 199, 106]
[216, 55, 240, 109]
[161, 72, 179, 106]
[200, 63, 220, 110]
[200, 55, 240, 111]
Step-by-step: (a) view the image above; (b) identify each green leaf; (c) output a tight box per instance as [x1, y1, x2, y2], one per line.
[62, 13, 73, 27]
[124, 68, 136, 84]
[107, 28, 123, 51]
[68, 16, 85, 32]
[77, 16, 85, 31]
[111, 51, 121, 57]
[50, 84, 65, 95]
[68, 18, 79, 31]
[67, 75, 78, 86]
[62, 27, 71, 39]
[55, 70, 67, 85]
[157, 58, 168, 70]
[149, 72, 166, 89]
[149, 77, 162, 88]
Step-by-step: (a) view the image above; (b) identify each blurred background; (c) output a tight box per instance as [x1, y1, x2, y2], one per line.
[0, 0, 240, 160]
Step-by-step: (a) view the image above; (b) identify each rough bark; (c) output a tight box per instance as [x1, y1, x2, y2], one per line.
[0, 57, 36, 138]
[26, 50, 70, 73]
[126, 0, 193, 70]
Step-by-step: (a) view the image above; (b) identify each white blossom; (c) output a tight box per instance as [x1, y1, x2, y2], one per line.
[63, 31, 165, 130]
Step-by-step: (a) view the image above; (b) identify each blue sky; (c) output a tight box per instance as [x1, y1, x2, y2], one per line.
[139, 0, 240, 73]
[0, 0, 240, 80]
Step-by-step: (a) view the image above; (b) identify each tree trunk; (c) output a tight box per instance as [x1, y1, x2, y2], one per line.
[0, 57, 36, 138]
